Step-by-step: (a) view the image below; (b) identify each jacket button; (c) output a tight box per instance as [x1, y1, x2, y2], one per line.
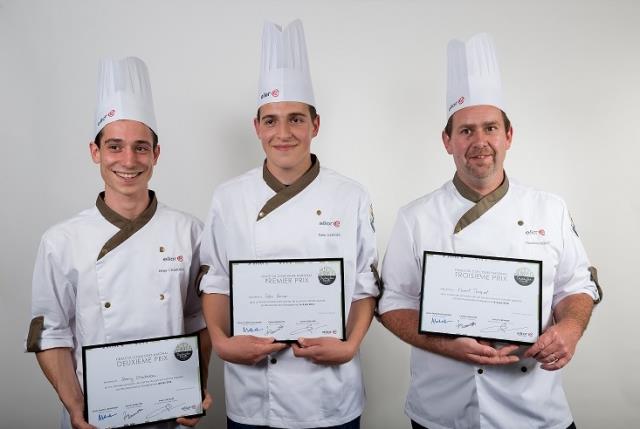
[521, 366, 528, 373]
[258, 211, 265, 218]
[270, 357, 277, 364]
[104, 302, 111, 309]
[477, 368, 484, 374]
[160, 294, 165, 300]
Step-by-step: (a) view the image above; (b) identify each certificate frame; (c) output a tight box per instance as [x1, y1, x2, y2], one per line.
[229, 258, 346, 343]
[82, 333, 205, 428]
[419, 251, 542, 345]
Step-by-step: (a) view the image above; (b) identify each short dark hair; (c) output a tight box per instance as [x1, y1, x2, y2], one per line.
[93, 127, 159, 148]
[256, 104, 318, 121]
[444, 109, 511, 138]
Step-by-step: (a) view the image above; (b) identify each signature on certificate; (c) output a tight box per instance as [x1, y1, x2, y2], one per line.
[123, 408, 144, 421]
[289, 323, 327, 336]
[266, 324, 284, 335]
[481, 321, 525, 333]
[146, 402, 186, 420]
[456, 321, 476, 329]
[97, 412, 117, 421]
[431, 317, 454, 325]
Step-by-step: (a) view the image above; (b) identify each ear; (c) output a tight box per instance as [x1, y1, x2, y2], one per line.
[153, 144, 160, 165]
[311, 115, 320, 138]
[90, 142, 100, 164]
[505, 126, 514, 150]
[442, 130, 454, 155]
[253, 116, 261, 137]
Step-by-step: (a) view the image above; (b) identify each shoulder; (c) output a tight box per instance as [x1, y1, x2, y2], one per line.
[398, 180, 453, 220]
[211, 166, 262, 201]
[155, 202, 203, 230]
[317, 167, 371, 199]
[507, 178, 568, 212]
[39, 206, 102, 244]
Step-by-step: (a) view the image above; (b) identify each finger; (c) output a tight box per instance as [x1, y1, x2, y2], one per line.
[176, 417, 199, 427]
[495, 344, 519, 356]
[298, 337, 326, 347]
[292, 344, 315, 358]
[202, 391, 213, 410]
[471, 353, 519, 365]
[251, 336, 277, 344]
[471, 343, 499, 358]
[524, 335, 552, 358]
[541, 355, 568, 371]
[262, 342, 289, 354]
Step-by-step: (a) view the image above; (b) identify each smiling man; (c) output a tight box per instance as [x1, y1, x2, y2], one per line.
[379, 34, 601, 428]
[199, 20, 379, 429]
[26, 57, 211, 429]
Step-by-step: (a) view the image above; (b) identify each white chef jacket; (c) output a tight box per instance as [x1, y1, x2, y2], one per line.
[199, 158, 379, 428]
[379, 176, 600, 429]
[27, 192, 206, 429]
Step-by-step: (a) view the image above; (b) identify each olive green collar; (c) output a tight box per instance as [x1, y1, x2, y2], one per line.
[258, 154, 320, 221]
[95, 190, 157, 260]
[453, 173, 509, 234]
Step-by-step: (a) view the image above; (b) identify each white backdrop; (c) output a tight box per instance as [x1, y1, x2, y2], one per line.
[1, 1, 638, 427]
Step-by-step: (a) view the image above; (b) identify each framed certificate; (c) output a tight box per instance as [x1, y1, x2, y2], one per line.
[419, 251, 542, 344]
[229, 258, 346, 342]
[82, 334, 204, 428]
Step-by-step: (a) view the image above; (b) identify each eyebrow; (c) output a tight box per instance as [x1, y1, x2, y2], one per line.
[457, 120, 500, 130]
[261, 112, 308, 120]
[102, 138, 152, 145]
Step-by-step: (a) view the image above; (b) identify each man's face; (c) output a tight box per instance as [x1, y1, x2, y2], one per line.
[442, 105, 513, 187]
[254, 101, 319, 181]
[90, 119, 159, 201]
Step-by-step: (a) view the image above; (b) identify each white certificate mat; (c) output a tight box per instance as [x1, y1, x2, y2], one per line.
[420, 251, 542, 344]
[82, 334, 204, 428]
[230, 258, 346, 342]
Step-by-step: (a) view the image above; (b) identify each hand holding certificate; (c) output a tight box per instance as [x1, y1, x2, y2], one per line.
[82, 334, 204, 428]
[230, 258, 346, 342]
[419, 251, 542, 344]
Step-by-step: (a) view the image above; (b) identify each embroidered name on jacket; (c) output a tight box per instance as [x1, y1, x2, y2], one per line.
[159, 254, 186, 273]
[317, 219, 341, 238]
[524, 228, 550, 245]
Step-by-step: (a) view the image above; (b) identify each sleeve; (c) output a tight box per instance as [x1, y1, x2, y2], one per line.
[552, 200, 601, 308]
[198, 193, 231, 296]
[182, 218, 207, 334]
[26, 235, 76, 352]
[378, 208, 423, 314]
[352, 191, 380, 301]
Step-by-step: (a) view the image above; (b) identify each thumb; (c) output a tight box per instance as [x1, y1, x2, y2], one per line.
[252, 336, 276, 344]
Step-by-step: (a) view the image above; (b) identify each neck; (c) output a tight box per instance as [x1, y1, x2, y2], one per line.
[266, 157, 312, 186]
[459, 171, 505, 198]
[103, 190, 150, 220]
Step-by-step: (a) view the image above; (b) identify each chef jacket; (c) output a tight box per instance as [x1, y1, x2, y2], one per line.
[379, 175, 600, 429]
[199, 156, 379, 428]
[26, 191, 206, 429]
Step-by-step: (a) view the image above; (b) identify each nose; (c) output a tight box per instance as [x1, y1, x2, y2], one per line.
[277, 122, 292, 140]
[121, 146, 137, 167]
[470, 130, 489, 147]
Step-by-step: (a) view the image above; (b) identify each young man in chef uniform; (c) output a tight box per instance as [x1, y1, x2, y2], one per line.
[379, 33, 601, 429]
[26, 57, 212, 429]
[199, 20, 379, 429]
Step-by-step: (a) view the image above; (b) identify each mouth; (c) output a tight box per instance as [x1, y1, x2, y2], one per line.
[272, 144, 297, 152]
[467, 150, 494, 161]
[113, 171, 143, 179]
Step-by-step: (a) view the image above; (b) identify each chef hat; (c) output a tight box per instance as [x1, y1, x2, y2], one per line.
[94, 56, 157, 137]
[446, 33, 504, 119]
[257, 19, 315, 109]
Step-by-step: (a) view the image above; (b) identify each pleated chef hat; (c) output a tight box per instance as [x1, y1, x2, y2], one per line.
[94, 57, 157, 136]
[446, 33, 504, 120]
[257, 19, 315, 108]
